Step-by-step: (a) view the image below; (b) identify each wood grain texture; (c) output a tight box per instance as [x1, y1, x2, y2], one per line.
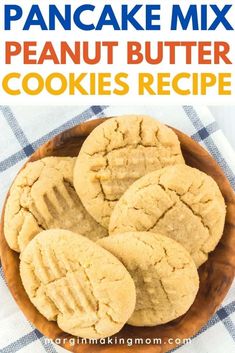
[0, 118, 235, 353]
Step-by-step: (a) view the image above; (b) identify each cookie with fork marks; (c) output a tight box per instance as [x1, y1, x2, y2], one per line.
[20, 229, 136, 338]
[109, 165, 226, 267]
[4, 157, 107, 252]
[74, 115, 185, 228]
[98, 232, 199, 326]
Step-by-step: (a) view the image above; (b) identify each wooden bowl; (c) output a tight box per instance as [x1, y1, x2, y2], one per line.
[1, 118, 235, 353]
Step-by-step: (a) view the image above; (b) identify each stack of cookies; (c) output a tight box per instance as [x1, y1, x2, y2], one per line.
[4, 115, 226, 339]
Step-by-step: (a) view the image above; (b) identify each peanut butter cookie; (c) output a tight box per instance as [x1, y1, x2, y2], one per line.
[98, 232, 199, 326]
[109, 165, 226, 267]
[4, 157, 107, 252]
[74, 115, 184, 228]
[20, 229, 136, 338]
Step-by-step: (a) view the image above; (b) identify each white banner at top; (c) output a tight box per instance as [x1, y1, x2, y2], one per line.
[0, 0, 234, 105]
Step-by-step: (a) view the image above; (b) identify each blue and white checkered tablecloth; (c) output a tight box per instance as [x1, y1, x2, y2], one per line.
[0, 105, 234, 353]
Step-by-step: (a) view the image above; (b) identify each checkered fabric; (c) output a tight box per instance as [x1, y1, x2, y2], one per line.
[0, 105, 234, 353]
